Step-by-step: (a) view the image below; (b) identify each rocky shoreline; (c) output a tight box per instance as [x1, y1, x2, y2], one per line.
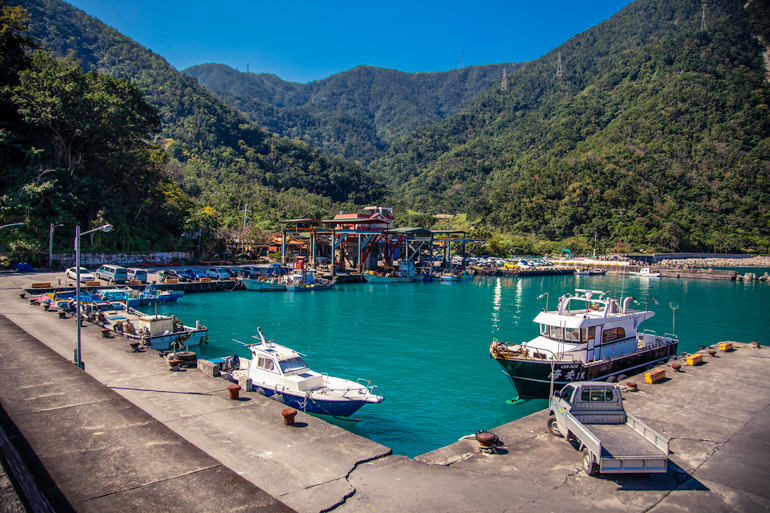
[629, 256, 770, 269]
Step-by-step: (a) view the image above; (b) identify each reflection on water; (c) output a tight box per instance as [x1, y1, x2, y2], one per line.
[491, 277, 502, 334]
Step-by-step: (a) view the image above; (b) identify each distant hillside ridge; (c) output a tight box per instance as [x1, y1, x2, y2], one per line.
[365, 0, 770, 253]
[184, 61, 524, 163]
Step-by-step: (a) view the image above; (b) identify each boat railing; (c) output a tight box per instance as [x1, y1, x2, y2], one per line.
[356, 378, 382, 399]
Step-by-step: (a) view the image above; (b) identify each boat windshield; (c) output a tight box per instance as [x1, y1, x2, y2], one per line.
[279, 357, 308, 373]
[540, 325, 595, 343]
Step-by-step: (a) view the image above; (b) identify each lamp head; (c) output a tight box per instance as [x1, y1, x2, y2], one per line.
[101, 224, 113, 233]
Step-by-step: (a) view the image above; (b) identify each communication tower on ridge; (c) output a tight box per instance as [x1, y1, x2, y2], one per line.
[247, 63, 249, 73]
[556, 52, 563, 78]
[700, 3, 707, 31]
[462, 51, 465, 68]
[501, 68, 508, 90]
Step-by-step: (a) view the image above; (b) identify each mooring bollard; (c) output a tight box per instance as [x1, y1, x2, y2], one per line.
[281, 408, 298, 425]
[707, 349, 717, 357]
[476, 431, 499, 454]
[626, 382, 638, 391]
[168, 358, 181, 371]
[750, 341, 760, 349]
[19, 293, 26, 299]
[671, 363, 682, 372]
[227, 384, 241, 400]
[129, 341, 140, 352]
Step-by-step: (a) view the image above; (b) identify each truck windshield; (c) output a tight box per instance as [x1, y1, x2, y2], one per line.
[279, 357, 308, 373]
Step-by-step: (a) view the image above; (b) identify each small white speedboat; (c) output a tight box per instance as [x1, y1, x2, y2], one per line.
[214, 328, 384, 417]
[630, 267, 661, 278]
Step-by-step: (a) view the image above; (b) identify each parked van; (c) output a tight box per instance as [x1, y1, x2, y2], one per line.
[95, 265, 128, 284]
[127, 268, 148, 284]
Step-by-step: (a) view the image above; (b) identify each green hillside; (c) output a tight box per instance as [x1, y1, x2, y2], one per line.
[184, 62, 523, 164]
[11, 0, 385, 211]
[369, 0, 770, 252]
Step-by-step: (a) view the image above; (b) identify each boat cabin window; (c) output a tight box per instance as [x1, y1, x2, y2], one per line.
[279, 357, 308, 373]
[602, 327, 626, 343]
[541, 325, 595, 343]
[257, 357, 276, 372]
[560, 385, 575, 404]
[581, 388, 615, 402]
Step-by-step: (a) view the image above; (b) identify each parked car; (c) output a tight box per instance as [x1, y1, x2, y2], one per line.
[224, 268, 238, 277]
[66, 267, 94, 282]
[94, 265, 128, 284]
[184, 269, 207, 281]
[238, 266, 260, 278]
[126, 268, 148, 283]
[206, 267, 230, 280]
[160, 269, 191, 283]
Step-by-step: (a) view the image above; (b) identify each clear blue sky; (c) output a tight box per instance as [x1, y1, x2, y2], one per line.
[66, 0, 634, 84]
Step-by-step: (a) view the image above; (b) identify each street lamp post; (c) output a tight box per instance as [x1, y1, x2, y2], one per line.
[0, 222, 24, 230]
[49, 223, 63, 269]
[75, 223, 112, 370]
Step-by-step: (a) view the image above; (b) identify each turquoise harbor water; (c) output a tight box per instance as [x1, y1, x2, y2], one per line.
[138, 271, 770, 458]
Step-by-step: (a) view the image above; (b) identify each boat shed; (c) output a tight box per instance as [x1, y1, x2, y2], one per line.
[279, 217, 485, 276]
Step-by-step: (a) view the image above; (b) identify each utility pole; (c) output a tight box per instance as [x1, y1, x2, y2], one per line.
[501, 68, 508, 91]
[49, 223, 62, 269]
[700, 3, 706, 31]
[556, 52, 563, 79]
[242, 204, 250, 229]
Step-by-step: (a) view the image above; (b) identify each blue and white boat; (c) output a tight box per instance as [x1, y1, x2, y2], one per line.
[214, 328, 384, 417]
[101, 288, 140, 307]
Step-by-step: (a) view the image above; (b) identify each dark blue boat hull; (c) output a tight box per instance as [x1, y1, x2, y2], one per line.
[254, 386, 368, 417]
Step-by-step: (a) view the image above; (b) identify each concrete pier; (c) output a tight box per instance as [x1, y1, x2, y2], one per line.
[1, 271, 769, 512]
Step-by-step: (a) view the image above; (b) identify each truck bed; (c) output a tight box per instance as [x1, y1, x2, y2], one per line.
[587, 423, 665, 458]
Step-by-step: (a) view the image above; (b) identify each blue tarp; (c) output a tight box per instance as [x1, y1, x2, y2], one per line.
[14, 263, 35, 272]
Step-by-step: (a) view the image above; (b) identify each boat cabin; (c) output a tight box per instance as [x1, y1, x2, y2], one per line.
[246, 337, 325, 392]
[527, 289, 655, 363]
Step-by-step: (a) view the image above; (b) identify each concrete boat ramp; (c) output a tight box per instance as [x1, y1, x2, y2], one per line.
[1, 277, 769, 512]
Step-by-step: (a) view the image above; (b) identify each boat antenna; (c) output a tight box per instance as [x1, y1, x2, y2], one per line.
[613, 236, 620, 300]
[669, 301, 679, 334]
[256, 327, 269, 346]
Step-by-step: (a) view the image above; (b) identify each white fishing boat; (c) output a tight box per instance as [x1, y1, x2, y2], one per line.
[102, 307, 208, 350]
[363, 261, 422, 283]
[239, 276, 286, 291]
[214, 328, 384, 417]
[630, 267, 661, 278]
[490, 289, 678, 399]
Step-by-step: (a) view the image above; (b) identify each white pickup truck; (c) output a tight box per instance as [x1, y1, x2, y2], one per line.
[548, 382, 669, 476]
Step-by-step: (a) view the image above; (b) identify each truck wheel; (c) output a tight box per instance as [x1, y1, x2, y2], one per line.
[547, 415, 563, 437]
[582, 449, 599, 476]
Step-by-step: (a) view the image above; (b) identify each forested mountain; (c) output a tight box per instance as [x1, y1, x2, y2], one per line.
[8, 0, 385, 225]
[369, 0, 770, 252]
[184, 62, 523, 164]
